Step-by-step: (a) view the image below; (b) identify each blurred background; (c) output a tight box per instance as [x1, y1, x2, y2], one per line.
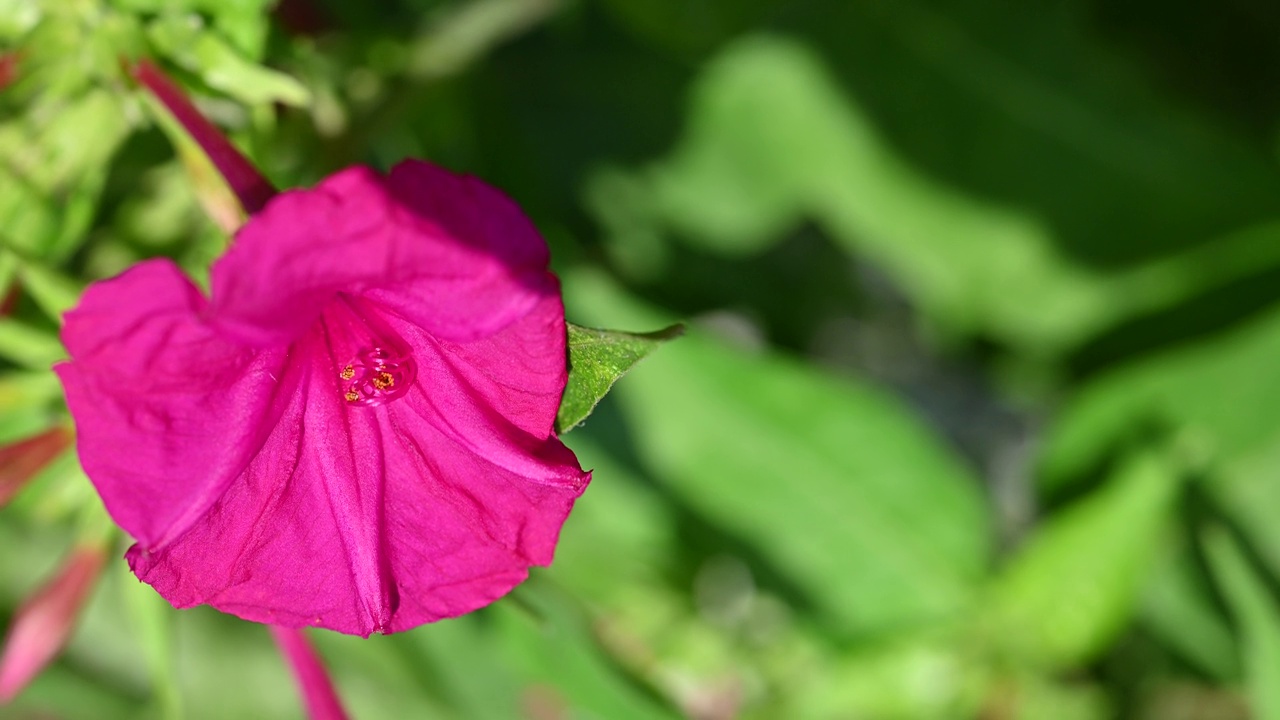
[4, 0, 1280, 718]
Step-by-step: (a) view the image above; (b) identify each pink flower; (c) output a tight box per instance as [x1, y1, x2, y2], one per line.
[0, 543, 107, 701]
[55, 158, 591, 636]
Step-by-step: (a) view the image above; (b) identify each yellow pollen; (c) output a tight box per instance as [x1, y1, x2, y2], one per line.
[339, 365, 355, 380]
[373, 371, 395, 390]
[344, 390, 360, 402]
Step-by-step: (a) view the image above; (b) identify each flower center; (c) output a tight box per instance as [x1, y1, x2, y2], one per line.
[339, 346, 415, 407]
[324, 296, 418, 408]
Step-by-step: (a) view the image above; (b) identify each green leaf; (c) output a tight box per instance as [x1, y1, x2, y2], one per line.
[0, 319, 65, 370]
[0, 370, 65, 444]
[1139, 541, 1239, 680]
[799, 639, 985, 719]
[147, 14, 310, 107]
[16, 259, 86, 321]
[495, 579, 682, 720]
[564, 270, 991, 637]
[557, 322, 683, 434]
[1204, 528, 1280, 720]
[985, 450, 1182, 668]
[591, 33, 1280, 357]
[121, 562, 183, 720]
[1042, 304, 1280, 488]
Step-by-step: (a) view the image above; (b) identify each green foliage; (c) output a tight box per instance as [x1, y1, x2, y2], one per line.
[1204, 529, 1280, 720]
[2, 0, 1280, 717]
[558, 321, 683, 434]
[983, 450, 1182, 668]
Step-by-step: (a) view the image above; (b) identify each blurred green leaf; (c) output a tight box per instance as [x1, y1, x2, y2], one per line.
[557, 322, 683, 434]
[121, 562, 182, 720]
[1139, 542, 1239, 680]
[0, 370, 65, 444]
[594, 34, 1280, 357]
[0, 86, 126, 261]
[147, 14, 310, 108]
[993, 674, 1112, 720]
[985, 450, 1181, 668]
[1204, 528, 1280, 720]
[407, 0, 563, 81]
[497, 580, 681, 720]
[800, 639, 984, 720]
[1042, 304, 1280, 488]
[565, 270, 991, 637]
[553, 436, 677, 600]
[1213, 440, 1280, 587]
[0, 0, 40, 41]
[0, 319, 65, 370]
[15, 259, 86, 321]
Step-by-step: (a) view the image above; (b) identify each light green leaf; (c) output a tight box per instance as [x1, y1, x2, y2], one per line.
[0, 370, 65, 444]
[16, 259, 86, 321]
[0, 319, 65, 370]
[147, 14, 311, 107]
[496, 580, 681, 720]
[1139, 541, 1239, 680]
[1204, 528, 1280, 720]
[564, 270, 991, 637]
[985, 450, 1182, 668]
[121, 563, 182, 720]
[557, 322, 683, 434]
[800, 639, 985, 720]
[1042, 304, 1280, 488]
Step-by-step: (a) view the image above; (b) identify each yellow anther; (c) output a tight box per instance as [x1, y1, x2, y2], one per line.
[344, 390, 360, 402]
[373, 371, 395, 390]
[339, 365, 355, 380]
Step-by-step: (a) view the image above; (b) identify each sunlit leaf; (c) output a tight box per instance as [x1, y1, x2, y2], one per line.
[0, 319, 64, 370]
[1204, 528, 1280, 720]
[147, 14, 310, 108]
[985, 450, 1182, 668]
[15, 259, 85, 322]
[1139, 542, 1239, 680]
[557, 322, 683, 434]
[1042, 304, 1280, 488]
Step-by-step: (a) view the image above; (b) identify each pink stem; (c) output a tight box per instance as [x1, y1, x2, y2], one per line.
[0, 53, 19, 91]
[0, 544, 107, 701]
[268, 626, 352, 720]
[0, 426, 74, 508]
[131, 59, 277, 215]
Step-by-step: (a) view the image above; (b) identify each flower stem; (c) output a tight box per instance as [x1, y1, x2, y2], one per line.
[131, 59, 277, 215]
[269, 626, 352, 720]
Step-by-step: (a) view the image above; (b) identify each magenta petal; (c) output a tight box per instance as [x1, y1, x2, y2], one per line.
[56, 261, 287, 548]
[210, 160, 553, 347]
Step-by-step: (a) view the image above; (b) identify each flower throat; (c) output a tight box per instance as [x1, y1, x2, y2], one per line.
[324, 296, 417, 407]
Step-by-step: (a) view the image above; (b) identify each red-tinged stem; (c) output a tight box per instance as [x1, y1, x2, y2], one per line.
[131, 59, 277, 215]
[0, 53, 19, 91]
[0, 544, 107, 701]
[0, 426, 74, 508]
[269, 626, 352, 720]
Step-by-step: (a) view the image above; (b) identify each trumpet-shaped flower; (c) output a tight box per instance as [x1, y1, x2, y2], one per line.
[56, 160, 590, 636]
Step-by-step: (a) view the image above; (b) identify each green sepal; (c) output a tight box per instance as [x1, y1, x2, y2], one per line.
[556, 322, 683, 435]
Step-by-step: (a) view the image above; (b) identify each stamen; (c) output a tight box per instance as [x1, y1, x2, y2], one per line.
[324, 296, 417, 408]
